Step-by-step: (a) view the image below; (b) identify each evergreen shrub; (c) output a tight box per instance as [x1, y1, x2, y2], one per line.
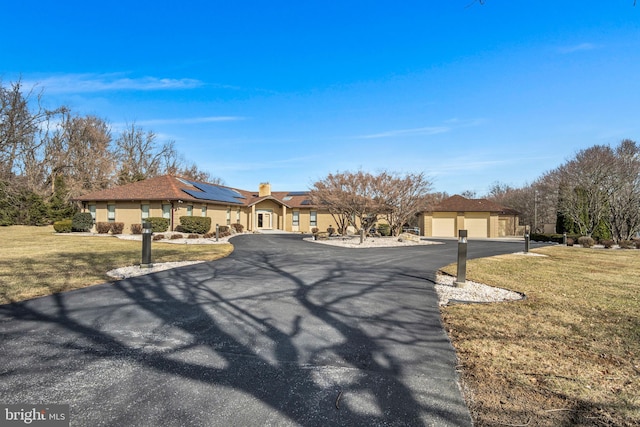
[144, 217, 169, 233]
[179, 216, 211, 234]
[72, 212, 93, 232]
[377, 223, 391, 236]
[53, 219, 73, 233]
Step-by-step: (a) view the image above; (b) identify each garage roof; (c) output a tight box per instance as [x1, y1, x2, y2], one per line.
[429, 195, 519, 215]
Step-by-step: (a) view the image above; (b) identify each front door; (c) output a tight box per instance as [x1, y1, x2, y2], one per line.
[257, 212, 272, 229]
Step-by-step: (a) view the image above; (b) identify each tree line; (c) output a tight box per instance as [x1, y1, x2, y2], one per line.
[309, 139, 640, 242]
[0, 78, 218, 225]
[485, 139, 640, 242]
[3, 79, 638, 241]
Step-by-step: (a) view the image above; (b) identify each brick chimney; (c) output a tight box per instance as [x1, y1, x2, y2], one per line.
[259, 182, 271, 197]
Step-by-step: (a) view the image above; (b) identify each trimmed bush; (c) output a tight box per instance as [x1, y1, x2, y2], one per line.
[618, 240, 633, 249]
[578, 236, 595, 248]
[566, 238, 575, 247]
[153, 234, 165, 241]
[218, 225, 230, 234]
[53, 219, 73, 233]
[110, 222, 125, 234]
[231, 223, 244, 233]
[327, 226, 336, 235]
[531, 233, 581, 244]
[311, 227, 319, 234]
[601, 239, 615, 249]
[179, 216, 211, 234]
[188, 234, 200, 239]
[170, 233, 183, 240]
[377, 223, 391, 236]
[131, 223, 142, 234]
[203, 232, 214, 238]
[96, 222, 112, 234]
[634, 239, 640, 249]
[72, 212, 93, 232]
[144, 217, 169, 233]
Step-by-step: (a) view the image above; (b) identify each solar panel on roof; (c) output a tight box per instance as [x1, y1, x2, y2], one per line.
[301, 200, 312, 205]
[181, 180, 246, 204]
[286, 191, 309, 196]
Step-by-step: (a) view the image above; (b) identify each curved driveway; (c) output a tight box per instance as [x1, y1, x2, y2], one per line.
[0, 235, 540, 426]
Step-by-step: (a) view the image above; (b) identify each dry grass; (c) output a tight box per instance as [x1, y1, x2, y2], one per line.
[0, 226, 233, 304]
[441, 246, 640, 426]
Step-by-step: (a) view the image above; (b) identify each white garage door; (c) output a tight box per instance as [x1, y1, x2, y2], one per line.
[432, 217, 455, 237]
[465, 217, 489, 238]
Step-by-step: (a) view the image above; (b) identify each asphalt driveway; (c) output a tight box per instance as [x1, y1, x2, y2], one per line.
[0, 235, 541, 426]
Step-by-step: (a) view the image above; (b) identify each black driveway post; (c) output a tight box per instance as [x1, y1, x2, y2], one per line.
[455, 230, 467, 288]
[216, 224, 219, 242]
[524, 226, 530, 253]
[141, 222, 153, 268]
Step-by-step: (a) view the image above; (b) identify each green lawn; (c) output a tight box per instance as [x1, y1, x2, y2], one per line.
[0, 226, 233, 304]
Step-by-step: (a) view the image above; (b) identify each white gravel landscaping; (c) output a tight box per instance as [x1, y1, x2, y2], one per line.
[106, 232, 531, 306]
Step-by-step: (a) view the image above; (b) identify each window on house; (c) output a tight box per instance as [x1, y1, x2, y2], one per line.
[236, 208, 241, 223]
[162, 204, 171, 219]
[107, 204, 116, 222]
[186, 205, 193, 216]
[310, 211, 317, 227]
[141, 204, 150, 221]
[89, 204, 96, 223]
[292, 210, 299, 227]
[226, 207, 231, 225]
[201, 206, 207, 217]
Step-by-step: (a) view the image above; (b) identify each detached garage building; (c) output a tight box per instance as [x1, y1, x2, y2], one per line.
[419, 195, 521, 238]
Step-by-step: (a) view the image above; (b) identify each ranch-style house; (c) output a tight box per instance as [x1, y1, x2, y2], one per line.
[76, 175, 521, 238]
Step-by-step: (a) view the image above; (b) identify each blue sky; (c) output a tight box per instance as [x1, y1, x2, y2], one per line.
[2, 1, 639, 195]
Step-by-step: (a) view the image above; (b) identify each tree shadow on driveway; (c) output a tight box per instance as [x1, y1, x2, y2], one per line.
[0, 235, 502, 426]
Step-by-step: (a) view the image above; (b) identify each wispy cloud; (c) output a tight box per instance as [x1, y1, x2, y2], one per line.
[22, 73, 203, 94]
[134, 116, 245, 127]
[356, 126, 450, 139]
[558, 42, 599, 54]
[355, 118, 485, 139]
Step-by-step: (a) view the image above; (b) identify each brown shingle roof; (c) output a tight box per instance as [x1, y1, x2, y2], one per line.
[75, 175, 317, 208]
[429, 195, 519, 214]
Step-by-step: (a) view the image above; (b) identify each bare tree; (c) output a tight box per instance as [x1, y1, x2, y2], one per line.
[377, 171, 433, 236]
[309, 171, 383, 234]
[310, 170, 433, 236]
[557, 145, 616, 237]
[43, 112, 115, 200]
[157, 140, 222, 183]
[609, 139, 640, 241]
[114, 123, 171, 183]
[0, 78, 52, 181]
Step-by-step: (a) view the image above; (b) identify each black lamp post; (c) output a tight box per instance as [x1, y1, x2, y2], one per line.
[141, 222, 153, 268]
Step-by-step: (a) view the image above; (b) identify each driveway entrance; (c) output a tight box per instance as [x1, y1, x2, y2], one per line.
[0, 235, 536, 426]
